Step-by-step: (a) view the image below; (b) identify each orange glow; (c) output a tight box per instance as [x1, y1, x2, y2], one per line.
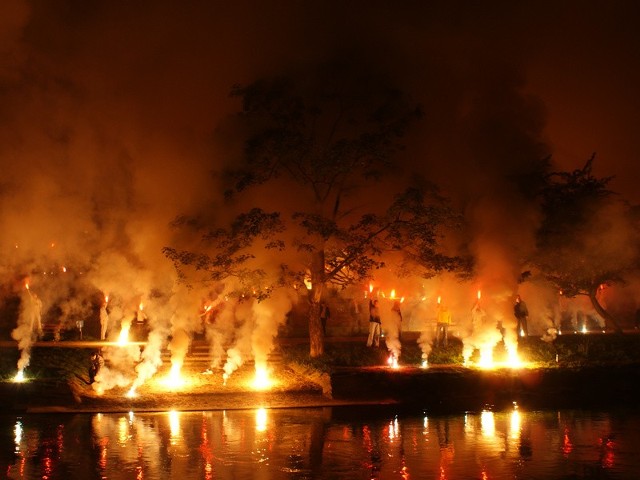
[390, 289, 396, 299]
[477, 289, 481, 300]
[163, 362, 186, 389]
[126, 387, 137, 398]
[481, 410, 495, 437]
[255, 408, 268, 432]
[437, 295, 441, 305]
[369, 283, 374, 293]
[118, 325, 130, 345]
[387, 354, 399, 369]
[252, 364, 274, 390]
[13, 370, 25, 382]
[562, 429, 573, 456]
[138, 302, 144, 311]
[303, 277, 312, 290]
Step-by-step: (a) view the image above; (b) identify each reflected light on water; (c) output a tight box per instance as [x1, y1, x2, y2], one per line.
[5, 407, 640, 479]
[14, 421, 22, 448]
[510, 405, 521, 440]
[480, 410, 495, 437]
[255, 407, 268, 432]
[169, 410, 181, 443]
[118, 416, 130, 446]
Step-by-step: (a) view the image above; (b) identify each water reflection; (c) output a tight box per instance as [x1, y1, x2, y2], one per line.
[1, 406, 639, 479]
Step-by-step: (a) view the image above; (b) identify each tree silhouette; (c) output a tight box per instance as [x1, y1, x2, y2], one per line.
[533, 155, 640, 331]
[165, 69, 468, 356]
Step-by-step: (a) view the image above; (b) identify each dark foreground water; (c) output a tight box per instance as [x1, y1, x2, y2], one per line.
[1, 405, 639, 479]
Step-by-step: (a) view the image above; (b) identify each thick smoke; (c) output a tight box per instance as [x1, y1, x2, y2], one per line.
[1, 1, 636, 386]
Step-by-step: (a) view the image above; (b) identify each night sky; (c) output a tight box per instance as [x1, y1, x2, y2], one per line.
[1, 1, 640, 342]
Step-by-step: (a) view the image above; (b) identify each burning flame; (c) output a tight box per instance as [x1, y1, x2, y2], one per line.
[13, 370, 25, 382]
[477, 289, 481, 300]
[369, 283, 374, 293]
[252, 365, 274, 390]
[126, 387, 137, 398]
[303, 277, 312, 290]
[437, 295, 441, 305]
[118, 325, 130, 345]
[163, 363, 186, 389]
[390, 289, 396, 299]
[387, 354, 399, 369]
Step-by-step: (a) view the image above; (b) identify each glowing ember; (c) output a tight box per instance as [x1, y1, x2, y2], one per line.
[252, 365, 274, 390]
[13, 370, 25, 382]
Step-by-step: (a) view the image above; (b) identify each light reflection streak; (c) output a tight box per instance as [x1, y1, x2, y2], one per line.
[169, 410, 181, 443]
[510, 407, 521, 440]
[481, 411, 495, 438]
[6, 408, 640, 478]
[14, 421, 22, 449]
[255, 408, 268, 432]
[117, 416, 130, 446]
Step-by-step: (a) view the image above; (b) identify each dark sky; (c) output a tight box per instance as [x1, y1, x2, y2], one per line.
[1, 0, 639, 315]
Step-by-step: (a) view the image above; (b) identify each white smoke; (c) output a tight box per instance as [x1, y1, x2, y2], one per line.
[11, 286, 43, 375]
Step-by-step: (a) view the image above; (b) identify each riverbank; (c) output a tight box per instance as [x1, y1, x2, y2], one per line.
[3, 333, 640, 414]
[3, 361, 640, 414]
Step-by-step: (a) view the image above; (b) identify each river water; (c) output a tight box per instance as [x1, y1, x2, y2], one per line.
[1, 405, 639, 479]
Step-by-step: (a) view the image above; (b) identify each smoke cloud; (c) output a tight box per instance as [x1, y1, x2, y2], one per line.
[1, 1, 638, 383]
